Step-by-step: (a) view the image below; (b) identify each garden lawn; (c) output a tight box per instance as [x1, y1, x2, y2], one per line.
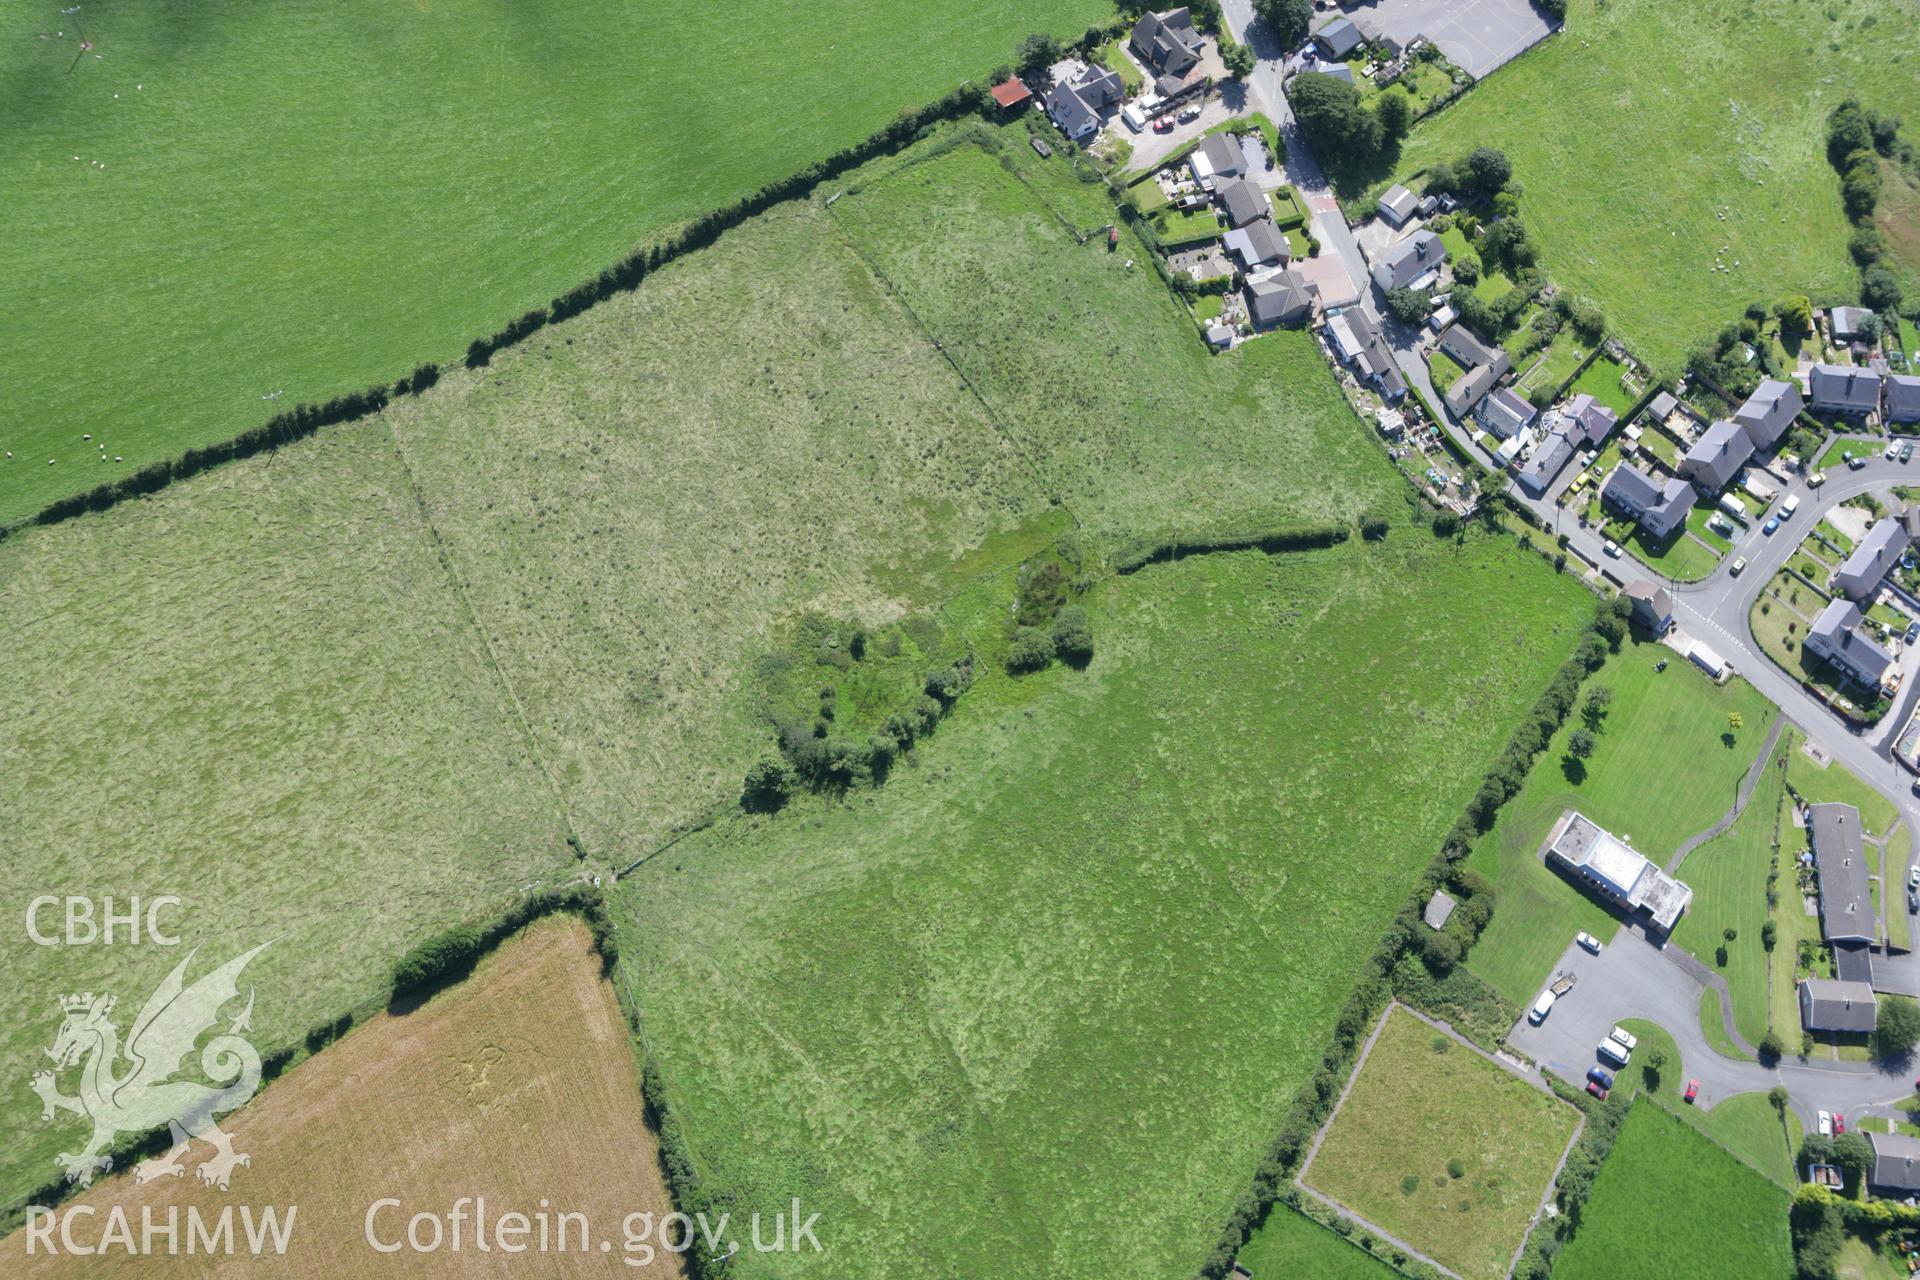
[1430, 348, 1470, 395]
[1686, 502, 1736, 554]
[1789, 743, 1899, 838]
[1515, 333, 1588, 400]
[1385, 0, 1920, 371]
[1302, 1006, 1579, 1280]
[1551, 1104, 1791, 1280]
[1670, 733, 1791, 1045]
[1232, 1206, 1400, 1280]
[1465, 639, 1777, 1004]
[616, 536, 1591, 1280]
[1568, 355, 1641, 419]
[1627, 524, 1721, 581]
[0, 0, 1107, 524]
[1817, 439, 1885, 476]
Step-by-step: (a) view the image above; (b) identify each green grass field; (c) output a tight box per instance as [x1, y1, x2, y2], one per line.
[1303, 1006, 1578, 1280]
[1612, 1027, 1800, 1186]
[1789, 742, 1900, 837]
[0, 0, 1107, 523]
[1552, 1104, 1792, 1280]
[0, 419, 571, 1212]
[1464, 640, 1776, 1003]
[1233, 1206, 1401, 1279]
[615, 536, 1591, 1280]
[1386, 0, 1920, 373]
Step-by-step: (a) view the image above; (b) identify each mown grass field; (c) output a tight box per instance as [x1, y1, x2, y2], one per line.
[1552, 1103, 1792, 1280]
[1463, 639, 1776, 1004]
[1386, 0, 1920, 372]
[1303, 1007, 1578, 1280]
[0, 0, 1107, 523]
[1233, 1205, 1401, 1279]
[616, 536, 1591, 1280]
[0, 419, 570, 1214]
[1790, 742, 1899, 838]
[1609, 1021, 1801, 1187]
[5, 917, 681, 1278]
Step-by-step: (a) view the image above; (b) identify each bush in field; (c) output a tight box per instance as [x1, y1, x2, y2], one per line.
[1007, 626, 1056, 674]
[393, 924, 486, 996]
[1049, 606, 1095, 668]
[742, 756, 795, 812]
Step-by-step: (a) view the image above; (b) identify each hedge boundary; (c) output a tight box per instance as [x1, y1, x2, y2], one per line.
[1197, 584, 1627, 1278]
[1113, 523, 1350, 573]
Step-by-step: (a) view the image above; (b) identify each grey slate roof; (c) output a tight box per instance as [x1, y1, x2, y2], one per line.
[1733, 378, 1804, 450]
[1834, 517, 1911, 601]
[1809, 598, 1896, 688]
[1478, 387, 1536, 439]
[1377, 184, 1417, 225]
[1245, 270, 1315, 328]
[1622, 580, 1673, 629]
[1313, 16, 1363, 58]
[1811, 802, 1876, 944]
[1800, 977, 1877, 1033]
[1423, 890, 1456, 930]
[1222, 217, 1288, 268]
[1438, 323, 1508, 375]
[1888, 374, 1920, 424]
[1809, 363, 1883, 414]
[1601, 462, 1692, 536]
[1563, 393, 1618, 447]
[1680, 418, 1754, 491]
[1516, 432, 1575, 495]
[1045, 83, 1101, 138]
[1445, 362, 1499, 417]
[1643, 391, 1678, 425]
[1217, 177, 1268, 229]
[1831, 305, 1873, 341]
[1372, 229, 1447, 291]
[1131, 8, 1203, 75]
[1339, 306, 1404, 396]
[1869, 1131, 1920, 1193]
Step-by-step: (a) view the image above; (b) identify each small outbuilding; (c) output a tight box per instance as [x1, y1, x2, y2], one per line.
[990, 79, 1033, 111]
[1377, 183, 1418, 226]
[1423, 890, 1457, 930]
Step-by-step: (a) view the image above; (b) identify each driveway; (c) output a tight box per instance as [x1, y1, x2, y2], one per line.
[1345, 0, 1559, 79]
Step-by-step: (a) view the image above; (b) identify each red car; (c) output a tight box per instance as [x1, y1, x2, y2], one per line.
[1152, 118, 1174, 133]
[1835, 1113, 1847, 1134]
[1586, 1080, 1608, 1100]
[1684, 1079, 1699, 1104]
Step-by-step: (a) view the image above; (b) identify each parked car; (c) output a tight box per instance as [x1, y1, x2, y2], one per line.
[1835, 1113, 1847, 1134]
[1177, 107, 1200, 123]
[1908, 888, 1917, 915]
[1809, 471, 1827, 487]
[1763, 516, 1781, 535]
[1818, 1110, 1833, 1136]
[1604, 540, 1621, 558]
[1153, 117, 1174, 133]
[1730, 556, 1746, 576]
[1890, 443, 1902, 461]
[1609, 1026, 1638, 1051]
[1902, 441, 1913, 464]
[1587, 1065, 1615, 1090]
[1908, 863, 1919, 889]
[1906, 621, 1919, 645]
[1851, 454, 1868, 470]
[1586, 1080, 1609, 1100]
[1597, 1037, 1630, 1067]
[1576, 931, 1602, 954]
[1528, 990, 1556, 1024]
[1684, 1079, 1700, 1104]
[1782, 494, 1802, 516]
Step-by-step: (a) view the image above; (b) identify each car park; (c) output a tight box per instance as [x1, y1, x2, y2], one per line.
[1587, 1066, 1615, 1090]
[1684, 1079, 1699, 1103]
[1608, 1026, 1638, 1051]
[1576, 931, 1601, 954]
[1763, 516, 1780, 535]
[1529, 990, 1555, 1024]
[1597, 1037, 1630, 1067]
[1819, 1110, 1833, 1136]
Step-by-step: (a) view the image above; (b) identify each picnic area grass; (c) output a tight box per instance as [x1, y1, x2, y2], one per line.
[1232, 1206, 1401, 1280]
[1551, 1103, 1792, 1280]
[1302, 1006, 1579, 1280]
[615, 537, 1592, 1280]
[1670, 733, 1791, 1044]
[0, 0, 1107, 524]
[1464, 638, 1777, 1005]
[1382, 0, 1920, 373]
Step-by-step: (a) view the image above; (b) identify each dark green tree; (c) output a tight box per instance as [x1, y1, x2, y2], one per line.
[1253, 0, 1314, 48]
[1463, 146, 1512, 193]
[1384, 286, 1431, 325]
[1289, 71, 1383, 158]
[1875, 994, 1920, 1062]
[1375, 87, 1413, 139]
[1017, 33, 1061, 85]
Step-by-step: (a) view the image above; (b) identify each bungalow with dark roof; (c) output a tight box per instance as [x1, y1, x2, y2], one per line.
[1223, 218, 1289, 270]
[1477, 386, 1537, 441]
[1131, 8, 1204, 77]
[1312, 16, 1364, 59]
[1423, 890, 1456, 930]
[1799, 977, 1877, 1034]
[1810, 803, 1876, 945]
[1602, 462, 1693, 541]
[1833, 517, 1910, 602]
[1733, 378, 1804, 451]
[1809, 364, 1883, 417]
[1807, 601, 1895, 691]
[1868, 1132, 1920, 1197]
[1217, 177, 1268, 229]
[1679, 419, 1754, 494]
[1438, 324, 1509, 378]
[1245, 270, 1316, 328]
[1377, 184, 1418, 226]
[1190, 131, 1247, 185]
[1370, 230, 1447, 291]
[1888, 374, 1920, 425]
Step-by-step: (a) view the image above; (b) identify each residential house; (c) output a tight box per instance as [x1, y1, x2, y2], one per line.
[1217, 177, 1268, 229]
[1810, 802, 1876, 945]
[1516, 395, 1612, 496]
[1602, 462, 1693, 541]
[1445, 363, 1499, 419]
[1189, 131, 1247, 185]
[1809, 364, 1883, 417]
[1317, 63, 1356, 85]
[1312, 16, 1364, 60]
[1622, 581, 1674, 634]
[1370, 229, 1446, 292]
[1516, 433, 1574, 496]
[1438, 324, 1510, 379]
[1799, 977, 1877, 1034]
[1244, 270, 1316, 328]
[1868, 1132, 1920, 1197]
[1832, 517, 1911, 602]
[1326, 307, 1405, 398]
[1732, 378, 1804, 452]
[1887, 374, 1920, 426]
[1222, 218, 1289, 271]
[1130, 8, 1204, 77]
[1544, 810, 1692, 933]
[1679, 418, 1754, 494]
[1044, 65, 1123, 141]
[1830, 306, 1874, 344]
[1562, 393, 1618, 448]
[1477, 386, 1537, 441]
[1806, 601, 1896, 691]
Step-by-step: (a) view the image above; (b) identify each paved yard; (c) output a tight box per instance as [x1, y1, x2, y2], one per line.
[1346, 0, 1558, 80]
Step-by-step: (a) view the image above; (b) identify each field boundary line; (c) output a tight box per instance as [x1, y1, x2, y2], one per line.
[380, 419, 581, 847]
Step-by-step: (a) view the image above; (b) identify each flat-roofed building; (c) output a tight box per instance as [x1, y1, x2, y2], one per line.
[1544, 810, 1692, 933]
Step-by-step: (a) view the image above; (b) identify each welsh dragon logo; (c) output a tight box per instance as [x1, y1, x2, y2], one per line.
[30, 941, 271, 1191]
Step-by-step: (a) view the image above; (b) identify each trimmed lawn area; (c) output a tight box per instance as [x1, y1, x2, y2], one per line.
[1567, 354, 1642, 419]
[1381, 0, 1920, 372]
[617, 538, 1591, 1280]
[1098, 39, 1143, 93]
[0, 0, 1107, 524]
[1670, 733, 1790, 1044]
[1817, 439, 1884, 477]
[1552, 1104, 1791, 1280]
[1789, 744, 1900, 839]
[1233, 1206, 1401, 1280]
[1156, 207, 1226, 247]
[1436, 225, 1513, 302]
[1193, 294, 1225, 322]
[1891, 827, 1914, 953]
[1430, 348, 1470, 395]
[1686, 502, 1736, 554]
[1465, 639, 1777, 1004]
[1626, 523, 1721, 581]
[1514, 332, 1589, 400]
[1302, 1007, 1579, 1280]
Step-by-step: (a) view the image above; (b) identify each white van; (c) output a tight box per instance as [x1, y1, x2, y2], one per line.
[1528, 990, 1556, 1024]
[1781, 494, 1801, 517]
[1597, 1037, 1630, 1066]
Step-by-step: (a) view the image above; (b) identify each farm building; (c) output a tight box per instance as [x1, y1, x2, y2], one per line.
[1805, 600, 1895, 691]
[1798, 976, 1876, 1034]
[989, 79, 1033, 111]
[1544, 810, 1692, 933]
[1832, 518, 1910, 602]
[1312, 16, 1363, 59]
[1732, 378, 1803, 451]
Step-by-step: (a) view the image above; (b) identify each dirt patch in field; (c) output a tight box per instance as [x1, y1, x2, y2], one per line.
[4, 917, 682, 1277]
